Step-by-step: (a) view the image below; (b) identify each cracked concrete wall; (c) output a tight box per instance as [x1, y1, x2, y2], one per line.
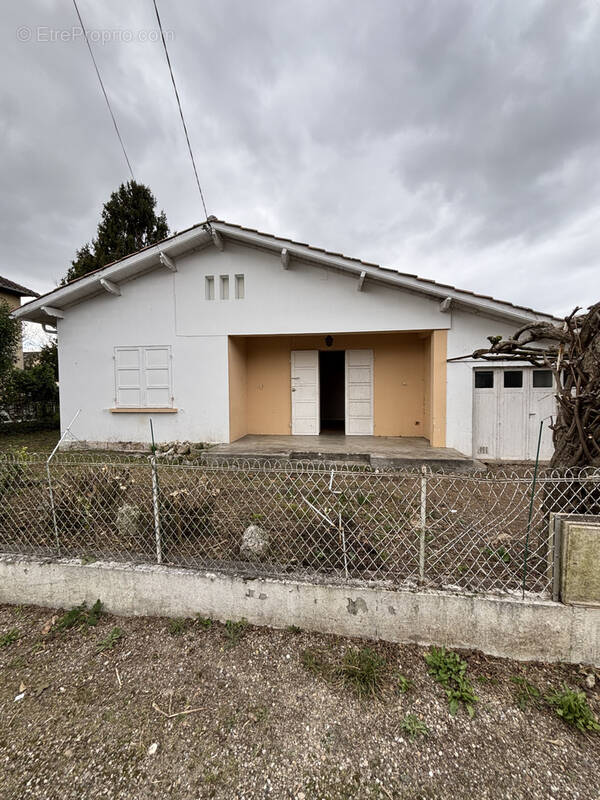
[1, 554, 598, 665]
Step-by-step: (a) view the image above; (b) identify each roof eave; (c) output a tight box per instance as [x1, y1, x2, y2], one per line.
[211, 222, 557, 326]
[11, 226, 212, 323]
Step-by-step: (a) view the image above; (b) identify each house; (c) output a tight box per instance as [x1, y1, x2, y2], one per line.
[1, 275, 39, 369]
[11, 220, 558, 460]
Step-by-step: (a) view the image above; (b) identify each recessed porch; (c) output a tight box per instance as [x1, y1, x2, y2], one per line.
[206, 433, 474, 470]
[228, 330, 448, 446]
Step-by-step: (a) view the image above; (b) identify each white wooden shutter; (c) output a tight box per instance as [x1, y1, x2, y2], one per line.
[115, 347, 142, 407]
[144, 346, 171, 407]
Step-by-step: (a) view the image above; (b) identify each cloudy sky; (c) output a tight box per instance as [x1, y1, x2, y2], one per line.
[2, 0, 599, 317]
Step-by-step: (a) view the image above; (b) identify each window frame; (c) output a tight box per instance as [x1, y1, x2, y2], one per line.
[474, 370, 494, 389]
[503, 369, 523, 389]
[114, 345, 173, 409]
[532, 369, 553, 389]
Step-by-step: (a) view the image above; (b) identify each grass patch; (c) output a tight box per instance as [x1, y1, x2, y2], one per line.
[395, 673, 412, 694]
[195, 615, 213, 629]
[301, 646, 389, 700]
[336, 647, 387, 699]
[223, 618, 248, 648]
[546, 684, 600, 734]
[287, 625, 302, 634]
[301, 647, 331, 679]
[400, 713, 429, 740]
[0, 628, 20, 649]
[424, 646, 478, 718]
[52, 600, 103, 634]
[168, 618, 191, 636]
[96, 626, 124, 653]
[511, 676, 542, 711]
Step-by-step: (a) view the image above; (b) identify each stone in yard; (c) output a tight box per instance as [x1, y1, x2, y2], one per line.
[240, 524, 270, 560]
[117, 504, 143, 539]
[585, 673, 596, 689]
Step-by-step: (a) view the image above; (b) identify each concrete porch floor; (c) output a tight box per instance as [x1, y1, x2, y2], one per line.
[206, 434, 477, 470]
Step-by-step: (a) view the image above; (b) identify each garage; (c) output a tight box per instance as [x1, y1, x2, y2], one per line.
[473, 367, 556, 461]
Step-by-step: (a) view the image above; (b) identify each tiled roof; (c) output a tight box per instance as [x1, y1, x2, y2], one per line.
[0, 275, 38, 297]
[14, 218, 557, 321]
[211, 219, 556, 320]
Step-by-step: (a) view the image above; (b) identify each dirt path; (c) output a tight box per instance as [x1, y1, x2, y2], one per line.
[1, 604, 599, 799]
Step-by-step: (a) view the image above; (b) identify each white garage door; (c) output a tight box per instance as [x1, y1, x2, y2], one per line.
[473, 368, 555, 460]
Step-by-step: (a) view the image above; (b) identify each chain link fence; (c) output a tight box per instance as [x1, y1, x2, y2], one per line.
[1, 451, 599, 596]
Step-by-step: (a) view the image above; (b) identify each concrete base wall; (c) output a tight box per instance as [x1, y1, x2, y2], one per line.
[1, 554, 599, 666]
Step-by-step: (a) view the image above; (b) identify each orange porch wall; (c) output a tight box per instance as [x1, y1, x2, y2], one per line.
[232, 332, 441, 440]
[228, 336, 248, 442]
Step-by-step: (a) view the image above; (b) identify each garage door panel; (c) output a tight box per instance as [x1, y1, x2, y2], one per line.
[499, 391, 526, 460]
[473, 368, 556, 461]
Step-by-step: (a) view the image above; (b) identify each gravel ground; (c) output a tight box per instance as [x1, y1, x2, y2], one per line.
[1, 604, 599, 800]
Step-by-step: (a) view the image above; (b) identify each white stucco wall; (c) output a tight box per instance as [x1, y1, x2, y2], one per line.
[57, 267, 230, 445]
[55, 240, 534, 453]
[446, 310, 521, 456]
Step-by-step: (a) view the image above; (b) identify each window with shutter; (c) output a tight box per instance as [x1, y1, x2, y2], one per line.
[114, 346, 173, 408]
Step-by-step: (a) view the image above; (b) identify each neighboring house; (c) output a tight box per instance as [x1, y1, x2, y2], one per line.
[0, 275, 39, 369]
[12, 220, 558, 460]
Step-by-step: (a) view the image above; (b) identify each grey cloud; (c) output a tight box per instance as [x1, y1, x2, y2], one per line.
[0, 0, 598, 315]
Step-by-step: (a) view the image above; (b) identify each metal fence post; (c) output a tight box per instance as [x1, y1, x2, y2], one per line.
[151, 456, 163, 564]
[45, 409, 81, 557]
[419, 466, 427, 584]
[46, 459, 61, 557]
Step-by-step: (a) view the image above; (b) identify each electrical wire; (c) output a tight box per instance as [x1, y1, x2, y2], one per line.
[151, 0, 209, 220]
[71, 0, 135, 180]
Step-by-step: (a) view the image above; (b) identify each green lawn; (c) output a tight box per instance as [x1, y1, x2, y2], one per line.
[0, 428, 60, 456]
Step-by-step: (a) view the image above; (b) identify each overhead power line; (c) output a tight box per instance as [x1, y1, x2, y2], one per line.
[151, 0, 209, 220]
[71, 0, 135, 181]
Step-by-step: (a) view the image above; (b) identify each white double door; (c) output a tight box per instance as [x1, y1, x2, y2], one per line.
[473, 367, 556, 460]
[291, 349, 373, 435]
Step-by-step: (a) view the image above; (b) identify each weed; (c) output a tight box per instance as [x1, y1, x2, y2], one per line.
[395, 673, 412, 694]
[195, 615, 213, 629]
[301, 646, 388, 699]
[546, 684, 600, 733]
[424, 646, 478, 718]
[53, 600, 103, 634]
[287, 625, 302, 634]
[96, 627, 124, 653]
[80, 555, 97, 565]
[484, 546, 511, 564]
[301, 648, 331, 679]
[223, 618, 248, 648]
[168, 618, 190, 636]
[335, 647, 388, 699]
[511, 676, 541, 711]
[400, 713, 429, 740]
[0, 628, 20, 649]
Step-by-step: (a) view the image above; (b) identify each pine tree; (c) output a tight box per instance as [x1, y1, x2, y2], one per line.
[62, 181, 169, 284]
